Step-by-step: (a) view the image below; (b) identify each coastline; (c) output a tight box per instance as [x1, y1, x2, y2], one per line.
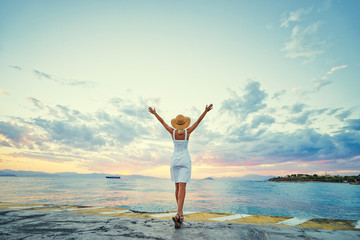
[268, 180, 357, 184]
[268, 174, 360, 184]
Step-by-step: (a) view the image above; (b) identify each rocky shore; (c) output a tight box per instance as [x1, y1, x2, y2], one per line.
[1, 208, 359, 240]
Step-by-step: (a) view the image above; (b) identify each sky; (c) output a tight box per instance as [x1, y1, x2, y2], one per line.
[1, 0, 360, 178]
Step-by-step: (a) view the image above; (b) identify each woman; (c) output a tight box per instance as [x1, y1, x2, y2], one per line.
[148, 104, 213, 228]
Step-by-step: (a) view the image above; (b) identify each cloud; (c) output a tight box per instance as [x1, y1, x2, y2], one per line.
[220, 81, 267, 120]
[217, 97, 358, 169]
[202, 129, 335, 167]
[33, 118, 107, 150]
[0, 121, 37, 148]
[1, 93, 153, 154]
[289, 111, 313, 125]
[314, 79, 332, 91]
[33, 69, 52, 80]
[212, 101, 358, 168]
[290, 103, 307, 113]
[227, 123, 267, 143]
[282, 21, 325, 59]
[333, 130, 360, 159]
[0, 121, 28, 143]
[98, 117, 144, 145]
[28, 97, 45, 110]
[335, 109, 352, 121]
[0, 90, 9, 95]
[263, 129, 338, 161]
[345, 119, 360, 131]
[313, 65, 347, 91]
[0, 140, 12, 147]
[327, 65, 347, 75]
[272, 90, 286, 100]
[9, 65, 22, 70]
[9, 66, 96, 87]
[290, 87, 307, 96]
[2, 78, 359, 175]
[26, 98, 75, 117]
[96, 110, 111, 122]
[217, 122, 360, 168]
[300, 65, 346, 93]
[289, 108, 328, 125]
[54, 104, 88, 120]
[251, 115, 275, 128]
[33, 69, 96, 87]
[0, 94, 159, 176]
[23, 99, 150, 151]
[110, 97, 152, 120]
[326, 108, 342, 116]
[280, 8, 312, 28]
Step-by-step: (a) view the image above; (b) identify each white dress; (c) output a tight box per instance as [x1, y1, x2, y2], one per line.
[170, 129, 191, 183]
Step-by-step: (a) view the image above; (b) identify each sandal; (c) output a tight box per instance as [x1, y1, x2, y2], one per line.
[172, 213, 181, 228]
[180, 215, 184, 222]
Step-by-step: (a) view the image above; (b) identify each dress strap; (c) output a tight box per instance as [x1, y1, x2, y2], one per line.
[173, 129, 188, 140]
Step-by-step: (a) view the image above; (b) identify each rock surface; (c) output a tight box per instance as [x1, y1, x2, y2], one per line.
[1, 209, 359, 239]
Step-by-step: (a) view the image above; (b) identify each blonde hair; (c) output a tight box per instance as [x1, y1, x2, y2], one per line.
[178, 129, 184, 135]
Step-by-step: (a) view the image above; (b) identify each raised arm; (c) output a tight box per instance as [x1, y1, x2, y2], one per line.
[148, 107, 173, 134]
[187, 104, 213, 135]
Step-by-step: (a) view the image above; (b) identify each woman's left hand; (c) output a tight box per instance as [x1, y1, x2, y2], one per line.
[148, 107, 156, 115]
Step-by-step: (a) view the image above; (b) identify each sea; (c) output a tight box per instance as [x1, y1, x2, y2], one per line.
[1, 177, 359, 220]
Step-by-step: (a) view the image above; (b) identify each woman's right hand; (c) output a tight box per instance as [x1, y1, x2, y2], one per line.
[205, 104, 213, 113]
[148, 107, 156, 115]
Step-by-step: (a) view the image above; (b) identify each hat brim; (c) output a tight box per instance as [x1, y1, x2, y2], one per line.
[171, 117, 191, 129]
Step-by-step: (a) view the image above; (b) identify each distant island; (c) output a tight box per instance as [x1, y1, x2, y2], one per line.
[203, 177, 214, 180]
[0, 172, 16, 177]
[268, 174, 360, 184]
[0, 169, 158, 179]
[218, 175, 276, 181]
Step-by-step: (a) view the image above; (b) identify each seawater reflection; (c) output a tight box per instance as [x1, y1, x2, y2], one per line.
[1, 177, 360, 220]
[102, 178, 174, 212]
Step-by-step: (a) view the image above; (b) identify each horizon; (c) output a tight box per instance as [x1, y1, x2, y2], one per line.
[1, 169, 359, 178]
[1, 1, 360, 178]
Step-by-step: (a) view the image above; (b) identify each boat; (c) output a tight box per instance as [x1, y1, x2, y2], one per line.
[106, 176, 121, 179]
[349, 182, 360, 185]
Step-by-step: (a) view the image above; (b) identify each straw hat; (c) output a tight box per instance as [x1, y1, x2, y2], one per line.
[171, 114, 191, 129]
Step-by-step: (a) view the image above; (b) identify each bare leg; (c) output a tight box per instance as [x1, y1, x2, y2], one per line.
[177, 182, 186, 217]
[172, 183, 182, 227]
[175, 183, 179, 204]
